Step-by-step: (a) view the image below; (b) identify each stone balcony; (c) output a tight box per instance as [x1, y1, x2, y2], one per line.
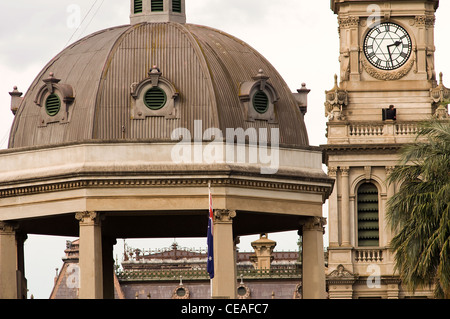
[326, 120, 422, 145]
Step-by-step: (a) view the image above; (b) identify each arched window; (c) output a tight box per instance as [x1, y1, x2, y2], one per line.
[357, 183, 379, 247]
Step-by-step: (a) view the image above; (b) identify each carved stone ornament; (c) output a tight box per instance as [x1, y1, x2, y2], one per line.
[414, 15, 436, 27]
[338, 16, 360, 28]
[214, 209, 236, 223]
[328, 264, 358, 280]
[324, 74, 348, 121]
[172, 285, 190, 299]
[130, 65, 179, 120]
[237, 284, 251, 299]
[75, 211, 101, 225]
[302, 217, 327, 233]
[239, 69, 279, 123]
[361, 54, 415, 81]
[430, 72, 450, 119]
[34, 72, 75, 126]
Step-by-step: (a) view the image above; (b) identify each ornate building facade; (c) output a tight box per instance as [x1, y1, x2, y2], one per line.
[324, 0, 448, 299]
[50, 236, 308, 299]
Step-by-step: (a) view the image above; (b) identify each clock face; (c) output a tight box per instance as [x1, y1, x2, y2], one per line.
[364, 22, 412, 71]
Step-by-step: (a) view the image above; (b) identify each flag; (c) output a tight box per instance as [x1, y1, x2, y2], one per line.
[207, 183, 214, 279]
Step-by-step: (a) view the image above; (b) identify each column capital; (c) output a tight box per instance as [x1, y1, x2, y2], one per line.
[340, 166, 350, 176]
[328, 166, 338, 177]
[385, 166, 396, 176]
[75, 211, 102, 226]
[0, 221, 18, 233]
[302, 217, 327, 234]
[214, 209, 236, 223]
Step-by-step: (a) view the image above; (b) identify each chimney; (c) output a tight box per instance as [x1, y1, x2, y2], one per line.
[250, 233, 277, 270]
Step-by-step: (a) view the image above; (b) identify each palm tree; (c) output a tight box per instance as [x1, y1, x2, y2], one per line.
[386, 118, 450, 299]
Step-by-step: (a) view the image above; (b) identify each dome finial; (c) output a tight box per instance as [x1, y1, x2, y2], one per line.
[130, 0, 186, 25]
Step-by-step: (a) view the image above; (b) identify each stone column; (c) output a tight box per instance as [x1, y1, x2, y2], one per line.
[76, 212, 103, 299]
[340, 167, 351, 246]
[0, 222, 18, 299]
[301, 217, 327, 299]
[212, 209, 237, 299]
[328, 167, 339, 246]
[102, 237, 116, 299]
[16, 232, 28, 299]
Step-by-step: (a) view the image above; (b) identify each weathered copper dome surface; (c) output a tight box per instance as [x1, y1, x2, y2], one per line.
[8, 22, 309, 149]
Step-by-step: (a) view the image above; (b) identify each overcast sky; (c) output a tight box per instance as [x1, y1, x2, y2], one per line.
[1, 0, 449, 299]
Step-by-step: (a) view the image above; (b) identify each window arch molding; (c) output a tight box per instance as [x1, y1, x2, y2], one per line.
[350, 174, 385, 197]
[355, 181, 380, 247]
[34, 72, 75, 126]
[239, 69, 279, 123]
[130, 66, 179, 119]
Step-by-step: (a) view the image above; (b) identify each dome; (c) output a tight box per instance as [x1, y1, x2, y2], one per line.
[8, 5, 309, 149]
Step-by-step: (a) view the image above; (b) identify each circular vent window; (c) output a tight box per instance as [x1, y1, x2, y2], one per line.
[45, 94, 61, 116]
[253, 90, 269, 114]
[144, 87, 167, 110]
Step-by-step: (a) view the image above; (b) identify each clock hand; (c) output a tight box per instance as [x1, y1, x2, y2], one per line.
[387, 41, 402, 65]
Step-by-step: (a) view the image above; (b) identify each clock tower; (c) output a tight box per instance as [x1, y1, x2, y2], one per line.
[323, 0, 449, 299]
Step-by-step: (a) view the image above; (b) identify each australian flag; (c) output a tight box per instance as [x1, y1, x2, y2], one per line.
[207, 183, 214, 279]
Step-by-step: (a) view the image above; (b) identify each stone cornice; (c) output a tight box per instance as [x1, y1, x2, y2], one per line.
[0, 176, 333, 199]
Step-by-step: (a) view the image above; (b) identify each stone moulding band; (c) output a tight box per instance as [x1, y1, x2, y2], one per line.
[0, 177, 332, 199]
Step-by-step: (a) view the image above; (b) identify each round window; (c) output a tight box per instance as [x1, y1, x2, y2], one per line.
[45, 94, 61, 116]
[144, 87, 167, 110]
[253, 90, 269, 114]
[176, 287, 186, 297]
[237, 286, 247, 296]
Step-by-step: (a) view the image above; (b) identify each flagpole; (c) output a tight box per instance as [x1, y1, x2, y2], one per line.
[208, 182, 213, 299]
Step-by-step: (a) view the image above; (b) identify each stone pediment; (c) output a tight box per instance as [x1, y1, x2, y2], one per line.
[327, 264, 358, 283]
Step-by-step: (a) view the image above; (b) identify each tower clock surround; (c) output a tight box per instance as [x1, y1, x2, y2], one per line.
[363, 22, 413, 71]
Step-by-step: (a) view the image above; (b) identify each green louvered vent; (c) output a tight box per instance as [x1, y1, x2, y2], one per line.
[151, 0, 164, 12]
[357, 183, 380, 247]
[253, 90, 269, 114]
[144, 87, 167, 110]
[45, 94, 61, 117]
[134, 0, 143, 13]
[172, 0, 182, 13]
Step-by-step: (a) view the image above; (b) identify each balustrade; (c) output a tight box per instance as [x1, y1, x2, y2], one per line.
[354, 248, 383, 263]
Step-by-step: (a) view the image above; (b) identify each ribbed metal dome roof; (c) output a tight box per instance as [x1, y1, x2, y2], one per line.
[8, 21, 309, 149]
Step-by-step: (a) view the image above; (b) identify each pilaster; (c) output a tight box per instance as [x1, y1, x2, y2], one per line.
[340, 167, 351, 247]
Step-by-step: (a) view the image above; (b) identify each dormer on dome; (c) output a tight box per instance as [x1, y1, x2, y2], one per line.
[130, 0, 186, 24]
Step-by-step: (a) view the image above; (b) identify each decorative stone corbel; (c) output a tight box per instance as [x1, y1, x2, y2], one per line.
[324, 74, 348, 121]
[430, 72, 450, 119]
[239, 69, 279, 123]
[130, 65, 179, 120]
[34, 72, 75, 126]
